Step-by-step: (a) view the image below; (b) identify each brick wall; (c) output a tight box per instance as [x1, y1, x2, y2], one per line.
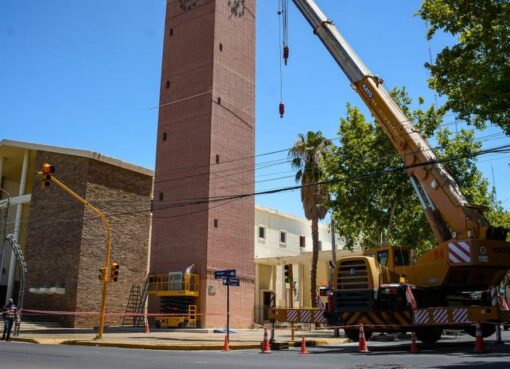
[151, 0, 255, 328]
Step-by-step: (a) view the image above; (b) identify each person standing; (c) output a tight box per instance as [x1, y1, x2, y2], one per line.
[2, 298, 17, 341]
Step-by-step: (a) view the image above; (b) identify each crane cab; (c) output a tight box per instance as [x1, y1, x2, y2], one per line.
[363, 245, 410, 272]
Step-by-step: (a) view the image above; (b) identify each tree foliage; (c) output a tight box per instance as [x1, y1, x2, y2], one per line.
[418, 0, 510, 134]
[326, 88, 503, 252]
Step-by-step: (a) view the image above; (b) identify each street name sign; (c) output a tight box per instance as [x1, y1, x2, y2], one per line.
[214, 269, 236, 279]
[223, 277, 240, 286]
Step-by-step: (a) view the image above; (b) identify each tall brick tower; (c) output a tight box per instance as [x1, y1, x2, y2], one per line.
[150, 0, 255, 327]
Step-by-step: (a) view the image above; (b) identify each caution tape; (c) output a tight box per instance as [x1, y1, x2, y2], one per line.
[21, 309, 224, 317]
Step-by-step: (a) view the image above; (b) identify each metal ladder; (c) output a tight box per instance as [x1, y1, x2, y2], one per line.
[122, 278, 149, 327]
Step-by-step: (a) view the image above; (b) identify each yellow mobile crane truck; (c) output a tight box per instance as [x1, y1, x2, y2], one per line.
[270, 0, 510, 343]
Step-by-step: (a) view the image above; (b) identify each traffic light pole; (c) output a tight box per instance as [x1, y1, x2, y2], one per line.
[36, 173, 112, 340]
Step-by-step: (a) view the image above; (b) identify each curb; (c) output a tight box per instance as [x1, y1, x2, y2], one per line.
[64, 341, 262, 350]
[289, 338, 350, 347]
[11, 337, 350, 350]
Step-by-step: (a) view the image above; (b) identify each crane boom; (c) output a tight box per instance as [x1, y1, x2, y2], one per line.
[291, 0, 491, 242]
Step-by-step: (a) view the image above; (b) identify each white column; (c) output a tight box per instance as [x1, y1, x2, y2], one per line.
[6, 150, 29, 304]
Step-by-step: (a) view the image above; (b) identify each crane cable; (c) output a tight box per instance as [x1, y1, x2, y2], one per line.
[278, 0, 289, 118]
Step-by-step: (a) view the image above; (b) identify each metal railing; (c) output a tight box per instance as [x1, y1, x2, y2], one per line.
[146, 273, 200, 294]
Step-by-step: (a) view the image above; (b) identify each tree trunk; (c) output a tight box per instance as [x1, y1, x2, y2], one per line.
[310, 218, 319, 308]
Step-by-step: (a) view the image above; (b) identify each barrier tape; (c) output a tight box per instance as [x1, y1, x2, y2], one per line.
[21, 309, 224, 317]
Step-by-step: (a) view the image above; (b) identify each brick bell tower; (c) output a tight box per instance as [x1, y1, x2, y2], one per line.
[150, 0, 255, 327]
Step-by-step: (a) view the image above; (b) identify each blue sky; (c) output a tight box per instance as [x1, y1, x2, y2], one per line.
[1, 0, 509, 218]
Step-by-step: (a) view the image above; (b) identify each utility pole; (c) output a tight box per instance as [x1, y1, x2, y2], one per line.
[330, 220, 339, 337]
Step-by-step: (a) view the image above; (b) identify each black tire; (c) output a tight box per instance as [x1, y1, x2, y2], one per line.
[344, 327, 373, 342]
[464, 323, 496, 338]
[415, 327, 443, 344]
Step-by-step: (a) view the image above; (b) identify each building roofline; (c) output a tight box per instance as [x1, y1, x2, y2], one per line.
[255, 204, 332, 228]
[0, 139, 154, 176]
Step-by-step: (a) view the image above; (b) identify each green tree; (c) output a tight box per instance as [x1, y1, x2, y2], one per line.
[289, 131, 332, 307]
[327, 88, 502, 253]
[418, 0, 510, 134]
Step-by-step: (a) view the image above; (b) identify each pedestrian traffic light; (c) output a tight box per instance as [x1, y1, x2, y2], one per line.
[109, 262, 119, 282]
[39, 163, 55, 187]
[284, 264, 293, 284]
[99, 267, 107, 282]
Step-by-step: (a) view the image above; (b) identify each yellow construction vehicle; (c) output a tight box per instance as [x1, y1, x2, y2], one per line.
[147, 271, 200, 328]
[270, 0, 510, 343]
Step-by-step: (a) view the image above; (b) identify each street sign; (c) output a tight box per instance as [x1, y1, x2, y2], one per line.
[214, 269, 236, 279]
[223, 277, 240, 286]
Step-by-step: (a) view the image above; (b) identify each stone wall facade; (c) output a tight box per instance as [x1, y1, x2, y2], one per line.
[24, 151, 151, 327]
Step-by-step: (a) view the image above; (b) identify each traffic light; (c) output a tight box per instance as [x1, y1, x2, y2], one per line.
[39, 163, 55, 187]
[109, 262, 119, 282]
[284, 264, 293, 284]
[99, 267, 107, 282]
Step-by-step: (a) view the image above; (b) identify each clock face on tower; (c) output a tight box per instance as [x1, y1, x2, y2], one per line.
[228, 0, 246, 17]
[179, 0, 200, 12]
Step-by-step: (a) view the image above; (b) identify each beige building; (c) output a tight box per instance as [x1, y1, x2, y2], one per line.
[254, 206, 360, 323]
[0, 140, 152, 326]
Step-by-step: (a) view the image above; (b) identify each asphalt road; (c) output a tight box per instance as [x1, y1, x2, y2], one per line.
[1, 335, 510, 369]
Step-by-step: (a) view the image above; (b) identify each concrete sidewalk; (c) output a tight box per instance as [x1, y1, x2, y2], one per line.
[11, 323, 350, 350]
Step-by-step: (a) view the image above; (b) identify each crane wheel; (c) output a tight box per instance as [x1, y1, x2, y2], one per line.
[415, 327, 442, 344]
[464, 323, 496, 338]
[344, 327, 373, 342]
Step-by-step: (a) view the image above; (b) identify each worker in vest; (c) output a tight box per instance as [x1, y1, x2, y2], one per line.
[2, 298, 18, 341]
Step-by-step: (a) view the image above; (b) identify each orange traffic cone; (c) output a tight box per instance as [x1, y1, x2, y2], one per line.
[222, 335, 231, 352]
[144, 320, 150, 335]
[409, 332, 419, 353]
[474, 322, 485, 353]
[260, 328, 272, 354]
[298, 336, 309, 355]
[358, 324, 369, 353]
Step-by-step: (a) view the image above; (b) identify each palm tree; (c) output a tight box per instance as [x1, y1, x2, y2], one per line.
[289, 131, 332, 308]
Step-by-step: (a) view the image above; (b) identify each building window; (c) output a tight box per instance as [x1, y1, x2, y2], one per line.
[169, 28, 174, 36]
[219, 43, 223, 51]
[166, 81, 170, 89]
[216, 154, 220, 164]
[299, 236, 306, 248]
[280, 231, 287, 244]
[159, 192, 164, 201]
[162, 132, 167, 141]
[214, 219, 218, 228]
[258, 226, 265, 239]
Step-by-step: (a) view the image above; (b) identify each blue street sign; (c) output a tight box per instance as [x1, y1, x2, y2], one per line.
[215, 269, 236, 279]
[223, 277, 240, 286]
